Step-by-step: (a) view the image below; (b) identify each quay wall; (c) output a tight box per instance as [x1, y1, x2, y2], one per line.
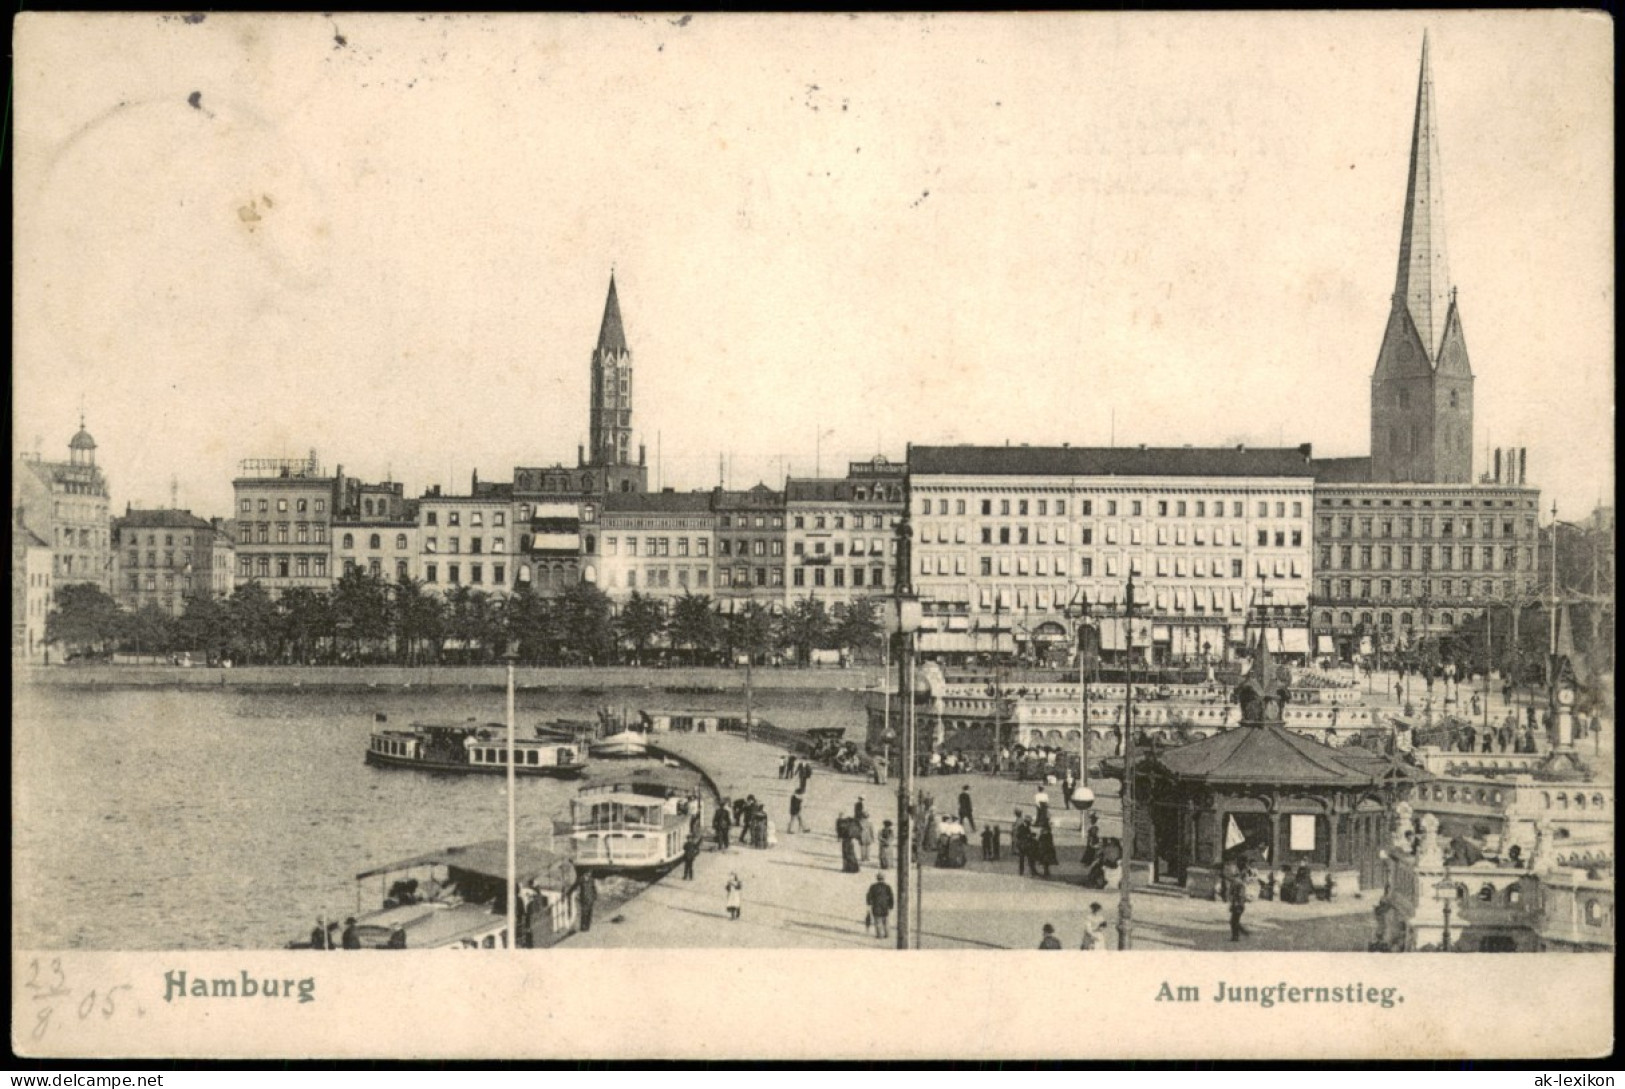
[15, 663, 886, 692]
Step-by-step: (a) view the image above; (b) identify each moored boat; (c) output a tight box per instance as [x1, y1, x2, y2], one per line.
[558, 768, 703, 872]
[590, 729, 649, 759]
[292, 840, 580, 950]
[365, 720, 587, 777]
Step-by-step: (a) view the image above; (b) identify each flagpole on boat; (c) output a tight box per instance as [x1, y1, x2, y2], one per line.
[506, 653, 518, 951]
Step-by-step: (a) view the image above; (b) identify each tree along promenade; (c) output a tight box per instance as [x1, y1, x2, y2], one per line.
[566, 731, 1373, 952]
[16, 663, 889, 691]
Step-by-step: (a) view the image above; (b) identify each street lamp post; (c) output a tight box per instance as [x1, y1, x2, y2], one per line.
[1118, 575, 1139, 951]
[891, 503, 919, 952]
[505, 651, 518, 951]
[1067, 590, 1096, 801]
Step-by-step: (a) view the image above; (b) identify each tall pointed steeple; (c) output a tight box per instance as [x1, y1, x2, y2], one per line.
[588, 270, 635, 469]
[596, 272, 628, 356]
[1370, 34, 1474, 484]
[1394, 32, 1451, 362]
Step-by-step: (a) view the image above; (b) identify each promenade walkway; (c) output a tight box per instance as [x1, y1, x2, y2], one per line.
[567, 732, 1372, 952]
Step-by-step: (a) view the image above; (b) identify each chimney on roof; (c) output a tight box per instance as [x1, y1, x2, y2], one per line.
[1236, 444, 1246, 452]
[1298, 442, 1314, 462]
[1139, 444, 1147, 451]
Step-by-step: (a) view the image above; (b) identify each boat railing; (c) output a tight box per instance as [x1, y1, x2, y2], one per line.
[571, 808, 691, 833]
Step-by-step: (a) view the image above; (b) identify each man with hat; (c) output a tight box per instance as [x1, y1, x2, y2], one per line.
[1038, 923, 1062, 950]
[865, 872, 895, 939]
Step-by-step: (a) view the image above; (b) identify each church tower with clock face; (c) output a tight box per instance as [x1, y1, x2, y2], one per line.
[1370, 35, 1474, 484]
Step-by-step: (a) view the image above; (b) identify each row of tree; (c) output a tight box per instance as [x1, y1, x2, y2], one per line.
[45, 572, 886, 668]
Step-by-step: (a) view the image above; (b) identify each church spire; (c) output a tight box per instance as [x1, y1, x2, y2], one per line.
[596, 272, 628, 356]
[588, 270, 634, 469]
[1393, 32, 1452, 362]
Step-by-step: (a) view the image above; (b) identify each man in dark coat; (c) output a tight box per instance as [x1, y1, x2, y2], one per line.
[788, 789, 806, 833]
[578, 874, 598, 932]
[957, 785, 977, 832]
[1036, 823, 1057, 878]
[865, 873, 895, 938]
[1014, 815, 1034, 876]
[1228, 873, 1249, 941]
[341, 917, 361, 949]
[797, 763, 813, 791]
[713, 803, 733, 851]
[681, 834, 701, 880]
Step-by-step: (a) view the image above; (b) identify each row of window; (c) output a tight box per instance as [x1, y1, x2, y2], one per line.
[718, 514, 785, 529]
[920, 497, 1308, 520]
[120, 532, 206, 548]
[237, 555, 329, 579]
[791, 539, 892, 558]
[1321, 609, 1456, 630]
[423, 510, 506, 528]
[59, 527, 101, 548]
[127, 573, 192, 591]
[1320, 544, 1530, 572]
[716, 567, 782, 589]
[790, 566, 887, 589]
[422, 536, 504, 555]
[1316, 576, 1531, 601]
[125, 551, 195, 569]
[923, 523, 1305, 549]
[611, 567, 711, 590]
[423, 562, 508, 586]
[919, 553, 1305, 581]
[1319, 514, 1532, 539]
[239, 497, 326, 515]
[790, 513, 895, 530]
[240, 523, 329, 545]
[606, 536, 709, 558]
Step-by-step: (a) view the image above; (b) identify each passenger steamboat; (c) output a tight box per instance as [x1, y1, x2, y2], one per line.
[558, 768, 702, 872]
[365, 720, 587, 777]
[291, 840, 580, 950]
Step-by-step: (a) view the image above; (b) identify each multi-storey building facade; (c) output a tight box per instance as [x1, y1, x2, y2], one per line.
[712, 485, 787, 611]
[784, 456, 905, 606]
[334, 479, 416, 583]
[517, 497, 588, 594]
[335, 510, 419, 584]
[416, 489, 518, 595]
[598, 491, 715, 601]
[207, 519, 235, 598]
[231, 455, 337, 596]
[13, 421, 112, 593]
[12, 513, 52, 661]
[112, 508, 225, 615]
[1310, 480, 1540, 659]
[907, 445, 1317, 663]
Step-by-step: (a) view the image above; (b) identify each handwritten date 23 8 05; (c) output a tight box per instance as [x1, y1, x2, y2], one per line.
[24, 958, 138, 1041]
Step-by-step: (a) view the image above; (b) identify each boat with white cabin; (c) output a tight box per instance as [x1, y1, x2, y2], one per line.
[365, 720, 587, 777]
[558, 768, 702, 872]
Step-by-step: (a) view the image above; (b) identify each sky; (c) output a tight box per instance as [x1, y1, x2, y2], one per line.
[13, 12, 1614, 522]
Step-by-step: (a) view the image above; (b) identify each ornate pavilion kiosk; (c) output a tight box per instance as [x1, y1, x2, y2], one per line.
[1129, 633, 1421, 899]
